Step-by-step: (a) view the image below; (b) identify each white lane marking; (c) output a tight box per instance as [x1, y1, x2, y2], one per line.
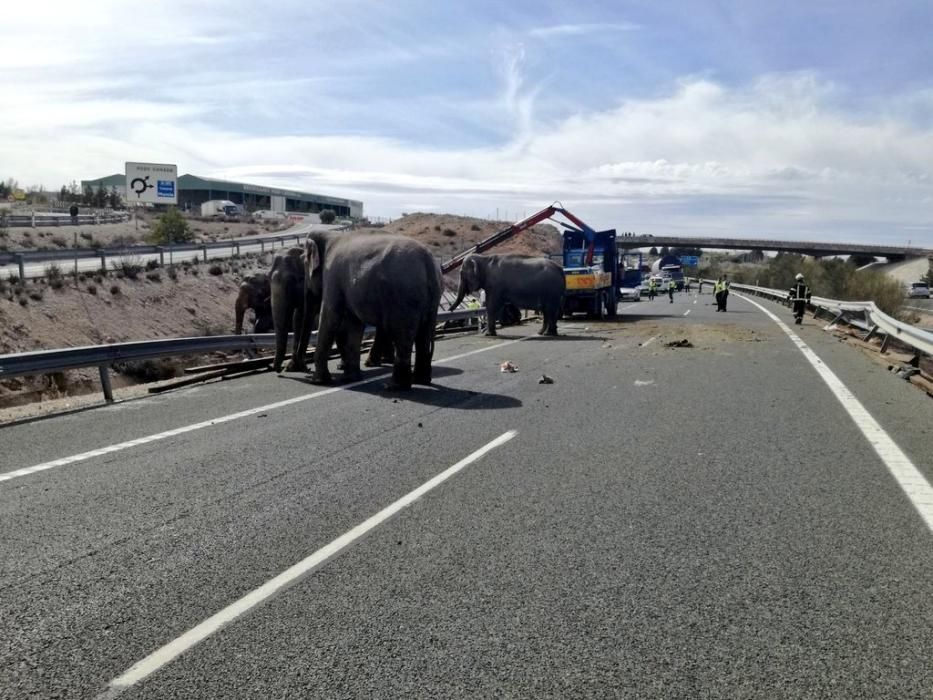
[693, 299, 697, 305]
[683, 309, 691, 316]
[618, 303, 639, 312]
[634, 379, 655, 386]
[737, 293, 933, 534]
[641, 335, 658, 348]
[0, 337, 531, 484]
[100, 430, 518, 695]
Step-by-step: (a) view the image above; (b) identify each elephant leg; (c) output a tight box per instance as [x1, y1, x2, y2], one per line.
[271, 291, 292, 373]
[339, 317, 365, 383]
[413, 318, 435, 385]
[484, 296, 499, 336]
[365, 328, 390, 367]
[310, 308, 337, 385]
[387, 332, 414, 391]
[544, 304, 559, 336]
[284, 298, 310, 373]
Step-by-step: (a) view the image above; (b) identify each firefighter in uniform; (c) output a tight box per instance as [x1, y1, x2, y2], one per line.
[791, 273, 811, 324]
[668, 277, 676, 303]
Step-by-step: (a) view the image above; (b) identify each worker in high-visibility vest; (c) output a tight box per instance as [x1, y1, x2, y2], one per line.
[667, 277, 676, 303]
[790, 273, 811, 325]
[715, 274, 730, 311]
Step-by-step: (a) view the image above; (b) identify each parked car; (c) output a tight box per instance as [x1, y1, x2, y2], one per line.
[907, 281, 931, 299]
[252, 209, 287, 220]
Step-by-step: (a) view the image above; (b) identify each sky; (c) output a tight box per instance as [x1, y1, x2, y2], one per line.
[2, 0, 933, 245]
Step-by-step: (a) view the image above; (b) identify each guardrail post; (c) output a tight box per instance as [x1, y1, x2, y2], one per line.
[15, 253, 25, 279]
[202, 245, 207, 262]
[260, 239, 264, 253]
[880, 334, 891, 354]
[94, 213, 100, 225]
[99, 365, 114, 403]
[99, 251, 107, 273]
[235, 242, 241, 256]
[31, 212, 36, 228]
[157, 247, 164, 266]
[864, 325, 879, 342]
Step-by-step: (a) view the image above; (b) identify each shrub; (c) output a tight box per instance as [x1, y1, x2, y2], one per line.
[110, 284, 121, 295]
[147, 207, 193, 245]
[44, 263, 64, 281]
[87, 284, 97, 295]
[168, 268, 178, 281]
[208, 264, 223, 276]
[145, 259, 159, 271]
[319, 209, 337, 224]
[146, 271, 162, 282]
[28, 290, 43, 301]
[51, 235, 68, 248]
[191, 267, 200, 276]
[94, 274, 104, 285]
[18, 295, 27, 306]
[471, 224, 481, 231]
[112, 257, 142, 279]
[442, 228, 457, 237]
[79, 231, 94, 241]
[49, 276, 65, 290]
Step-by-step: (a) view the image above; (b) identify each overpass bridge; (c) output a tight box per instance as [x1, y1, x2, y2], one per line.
[616, 234, 933, 260]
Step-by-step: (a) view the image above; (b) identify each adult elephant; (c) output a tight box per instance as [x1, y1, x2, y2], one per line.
[234, 272, 272, 334]
[450, 253, 565, 336]
[270, 247, 314, 373]
[294, 232, 441, 390]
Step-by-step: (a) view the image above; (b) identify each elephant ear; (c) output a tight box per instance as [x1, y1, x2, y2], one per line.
[304, 239, 321, 276]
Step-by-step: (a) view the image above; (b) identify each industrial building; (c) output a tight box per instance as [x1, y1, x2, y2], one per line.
[82, 173, 363, 219]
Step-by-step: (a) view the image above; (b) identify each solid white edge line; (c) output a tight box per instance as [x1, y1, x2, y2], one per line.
[737, 293, 933, 534]
[102, 429, 518, 694]
[0, 336, 532, 484]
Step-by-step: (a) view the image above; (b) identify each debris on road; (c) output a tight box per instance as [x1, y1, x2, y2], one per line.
[538, 374, 554, 384]
[665, 339, 694, 348]
[500, 361, 518, 373]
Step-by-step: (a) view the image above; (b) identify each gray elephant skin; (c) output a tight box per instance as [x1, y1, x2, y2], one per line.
[450, 253, 565, 336]
[294, 232, 441, 390]
[270, 247, 314, 372]
[234, 272, 272, 334]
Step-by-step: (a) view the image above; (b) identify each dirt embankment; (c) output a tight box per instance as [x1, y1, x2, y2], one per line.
[0, 213, 560, 411]
[0, 211, 291, 253]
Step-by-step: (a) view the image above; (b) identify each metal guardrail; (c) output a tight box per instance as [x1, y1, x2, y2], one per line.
[720, 280, 933, 357]
[0, 212, 129, 228]
[0, 308, 487, 403]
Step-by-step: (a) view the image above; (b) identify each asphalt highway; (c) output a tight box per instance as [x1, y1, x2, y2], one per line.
[1, 290, 931, 698]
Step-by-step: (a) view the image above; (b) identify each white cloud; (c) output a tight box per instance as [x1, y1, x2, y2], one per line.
[528, 23, 640, 38]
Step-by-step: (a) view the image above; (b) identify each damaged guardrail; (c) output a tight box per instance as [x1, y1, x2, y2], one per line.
[0, 308, 486, 403]
[721, 281, 933, 358]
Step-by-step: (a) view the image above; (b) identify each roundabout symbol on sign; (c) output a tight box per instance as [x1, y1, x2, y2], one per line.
[130, 175, 154, 198]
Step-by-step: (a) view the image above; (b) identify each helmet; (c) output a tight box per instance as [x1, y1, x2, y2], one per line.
[795, 273, 804, 281]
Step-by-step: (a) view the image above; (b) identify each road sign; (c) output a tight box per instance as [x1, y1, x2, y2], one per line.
[679, 255, 700, 266]
[125, 162, 177, 205]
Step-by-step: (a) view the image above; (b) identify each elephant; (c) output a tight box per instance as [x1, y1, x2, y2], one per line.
[293, 231, 441, 390]
[450, 253, 565, 336]
[234, 272, 272, 334]
[270, 247, 314, 373]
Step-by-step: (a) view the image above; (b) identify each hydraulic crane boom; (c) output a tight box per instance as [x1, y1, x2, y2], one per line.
[440, 203, 598, 274]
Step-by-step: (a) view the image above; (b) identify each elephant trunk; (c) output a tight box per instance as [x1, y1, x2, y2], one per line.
[234, 287, 248, 335]
[450, 276, 468, 310]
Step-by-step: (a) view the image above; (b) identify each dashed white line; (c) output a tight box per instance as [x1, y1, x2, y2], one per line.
[98, 430, 518, 696]
[683, 309, 691, 316]
[641, 335, 658, 348]
[738, 293, 933, 534]
[0, 337, 531, 484]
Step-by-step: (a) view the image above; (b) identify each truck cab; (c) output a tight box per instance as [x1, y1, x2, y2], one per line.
[561, 228, 618, 319]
